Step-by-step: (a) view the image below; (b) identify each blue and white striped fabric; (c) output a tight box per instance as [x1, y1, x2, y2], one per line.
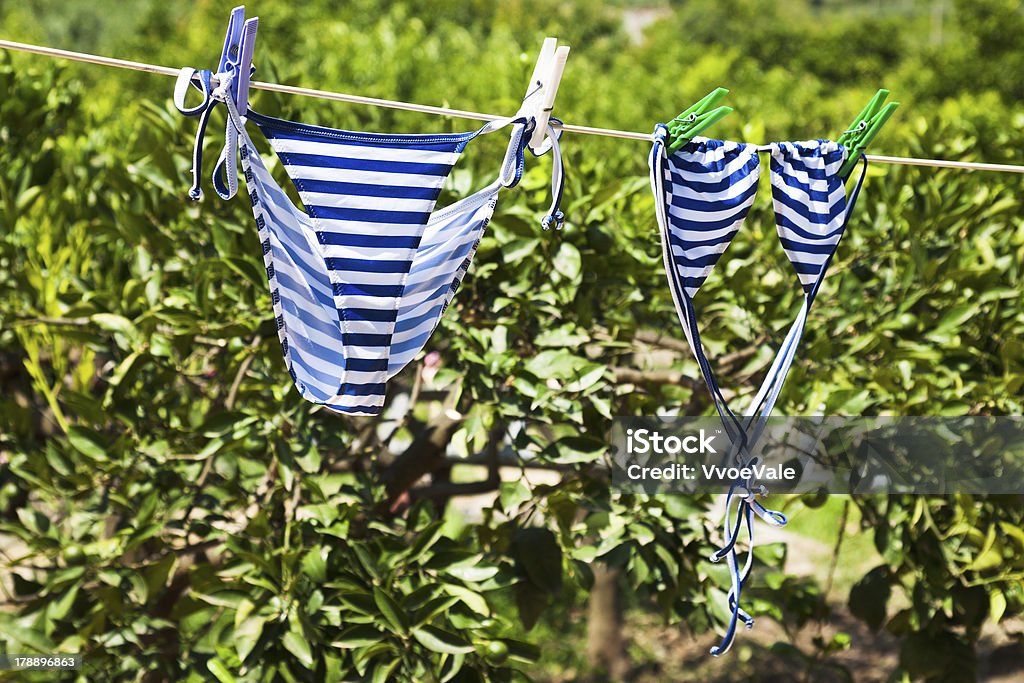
[660, 138, 761, 298]
[225, 110, 538, 415]
[240, 112, 483, 414]
[387, 186, 499, 375]
[174, 67, 563, 416]
[649, 125, 866, 657]
[770, 140, 848, 294]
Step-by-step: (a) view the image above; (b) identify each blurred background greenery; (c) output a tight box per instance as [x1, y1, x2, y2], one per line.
[0, 0, 1022, 681]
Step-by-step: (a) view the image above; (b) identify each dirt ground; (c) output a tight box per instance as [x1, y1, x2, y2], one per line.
[543, 524, 1024, 683]
[610, 606, 1024, 683]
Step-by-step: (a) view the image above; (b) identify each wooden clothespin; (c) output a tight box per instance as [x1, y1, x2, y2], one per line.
[516, 38, 570, 151]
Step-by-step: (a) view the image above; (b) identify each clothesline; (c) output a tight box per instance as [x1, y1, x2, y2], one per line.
[3, 38, 1024, 175]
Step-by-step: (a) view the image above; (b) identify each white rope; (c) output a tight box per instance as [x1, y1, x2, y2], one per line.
[3, 38, 1024, 174]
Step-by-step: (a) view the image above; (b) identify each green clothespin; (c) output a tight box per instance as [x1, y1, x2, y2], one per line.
[666, 87, 734, 153]
[837, 89, 900, 179]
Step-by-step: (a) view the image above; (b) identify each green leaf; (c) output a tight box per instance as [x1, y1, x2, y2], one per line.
[405, 521, 445, 565]
[127, 572, 148, 604]
[445, 565, 499, 583]
[564, 364, 606, 393]
[105, 350, 141, 391]
[534, 324, 590, 348]
[338, 591, 377, 616]
[193, 591, 252, 609]
[16, 185, 43, 213]
[442, 585, 490, 616]
[48, 583, 80, 621]
[91, 313, 136, 336]
[411, 595, 459, 628]
[544, 436, 606, 464]
[206, 659, 236, 683]
[143, 554, 176, 597]
[523, 350, 589, 380]
[332, 625, 385, 649]
[301, 547, 328, 583]
[16, 508, 51, 536]
[989, 589, 1007, 624]
[0, 616, 56, 652]
[512, 528, 563, 595]
[513, 581, 548, 631]
[502, 237, 539, 264]
[505, 638, 542, 663]
[552, 242, 582, 281]
[352, 642, 395, 677]
[439, 652, 466, 683]
[411, 625, 474, 655]
[283, 629, 314, 669]
[373, 588, 408, 634]
[234, 614, 266, 663]
[66, 426, 108, 462]
[499, 480, 532, 511]
[370, 659, 399, 683]
[848, 566, 891, 631]
[220, 257, 268, 289]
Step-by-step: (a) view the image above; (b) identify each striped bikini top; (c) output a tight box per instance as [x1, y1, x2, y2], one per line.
[648, 128, 867, 655]
[175, 68, 564, 416]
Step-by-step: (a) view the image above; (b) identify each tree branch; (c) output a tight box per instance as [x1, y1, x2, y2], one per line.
[410, 478, 501, 501]
[412, 422, 503, 503]
[225, 335, 262, 411]
[633, 329, 692, 354]
[452, 452, 610, 477]
[633, 329, 766, 370]
[611, 366, 699, 388]
[379, 409, 463, 503]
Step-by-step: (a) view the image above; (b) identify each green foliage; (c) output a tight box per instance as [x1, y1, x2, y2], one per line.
[1, 1, 1023, 681]
[854, 495, 1024, 681]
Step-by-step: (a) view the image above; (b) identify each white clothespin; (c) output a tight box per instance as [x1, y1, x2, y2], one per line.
[517, 38, 570, 151]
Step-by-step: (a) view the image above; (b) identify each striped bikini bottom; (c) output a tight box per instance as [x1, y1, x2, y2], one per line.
[648, 130, 866, 655]
[178, 71, 563, 416]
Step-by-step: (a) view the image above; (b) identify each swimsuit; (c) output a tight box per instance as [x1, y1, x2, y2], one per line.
[649, 128, 867, 654]
[175, 68, 564, 415]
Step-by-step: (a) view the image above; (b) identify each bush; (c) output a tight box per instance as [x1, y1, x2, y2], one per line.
[1, 1, 1022, 681]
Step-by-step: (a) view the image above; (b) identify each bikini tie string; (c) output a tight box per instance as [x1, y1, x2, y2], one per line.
[173, 67, 244, 201]
[535, 118, 566, 231]
[707, 481, 788, 657]
[172, 67, 213, 200]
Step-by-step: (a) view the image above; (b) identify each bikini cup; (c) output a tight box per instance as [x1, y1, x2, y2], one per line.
[177, 70, 564, 416]
[654, 135, 860, 437]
